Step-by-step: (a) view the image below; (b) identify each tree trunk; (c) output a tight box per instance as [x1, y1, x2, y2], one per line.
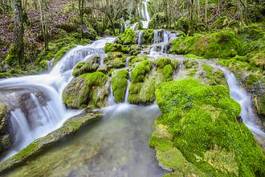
[14, 0, 24, 66]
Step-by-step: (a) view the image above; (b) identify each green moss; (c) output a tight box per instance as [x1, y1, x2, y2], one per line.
[152, 79, 265, 177]
[111, 69, 128, 103]
[63, 72, 108, 109]
[72, 57, 99, 77]
[143, 29, 154, 44]
[201, 64, 226, 86]
[249, 50, 265, 69]
[131, 60, 151, 83]
[256, 95, 265, 117]
[118, 28, 136, 45]
[104, 43, 122, 53]
[154, 57, 172, 69]
[162, 65, 174, 81]
[105, 52, 126, 69]
[170, 30, 243, 59]
[129, 55, 148, 65]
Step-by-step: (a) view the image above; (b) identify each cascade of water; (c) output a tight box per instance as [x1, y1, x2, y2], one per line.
[219, 67, 265, 144]
[150, 30, 177, 56]
[124, 58, 131, 103]
[142, 0, 151, 29]
[137, 31, 144, 45]
[0, 37, 116, 159]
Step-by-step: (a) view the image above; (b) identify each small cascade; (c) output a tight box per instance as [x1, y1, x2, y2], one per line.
[124, 58, 131, 103]
[220, 67, 265, 144]
[137, 31, 144, 45]
[141, 0, 151, 29]
[171, 56, 186, 80]
[150, 30, 177, 56]
[0, 37, 116, 159]
[108, 81, 116, 105]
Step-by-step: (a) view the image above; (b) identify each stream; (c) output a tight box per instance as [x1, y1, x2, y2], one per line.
[0, 1, 265, 176]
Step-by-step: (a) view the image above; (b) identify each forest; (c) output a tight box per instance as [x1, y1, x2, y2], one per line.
[0, 0, 264, 177]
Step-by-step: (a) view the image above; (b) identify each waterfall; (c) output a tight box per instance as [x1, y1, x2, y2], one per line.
[124, 58, 131, 103]
[150, 30, 177, 56]
[0, 37, 116, 158]
[137, 31, 144, 45]
[141, 0, 151, 29]
[220, 67, 265, 144]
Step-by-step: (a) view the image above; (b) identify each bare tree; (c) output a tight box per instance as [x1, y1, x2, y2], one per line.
[14, 0, 24, 66]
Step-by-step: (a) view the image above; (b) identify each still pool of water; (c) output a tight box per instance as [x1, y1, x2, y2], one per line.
[5, 104, 165, 177]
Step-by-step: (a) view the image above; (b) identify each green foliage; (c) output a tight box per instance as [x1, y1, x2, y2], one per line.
[131, 60, 151, 83]
[152, 79, 265, 177]
[149, 12, 167, 29]
[170, 30, 243, 59]
[118, 29, 136, 45]
[111, 69, 128, 103]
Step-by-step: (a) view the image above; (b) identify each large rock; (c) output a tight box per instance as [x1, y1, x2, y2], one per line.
[63, 72, 109, 109]
[151, 79, 265, 176]
[0, 103, 11, 154]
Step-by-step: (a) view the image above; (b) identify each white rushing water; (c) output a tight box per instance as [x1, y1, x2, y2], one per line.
[141, 0, 151, 29]
[219, 67, 265, 144]
[0, 37, 115, 159]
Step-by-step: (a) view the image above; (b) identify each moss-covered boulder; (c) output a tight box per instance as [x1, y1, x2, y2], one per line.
[201, 64, 227, 86]
[249, 50, 265, 69]
[256, 95, 265, 118]
[111, 69, 128, 103]
[170, 30, 243, 59]
[63, 72, 108, 109]
[72, 56, 100, 77]
[117, 28, 136, 45]
[0, 103, 11, 155]
[151, 79, 265, 177]
[143, 29, 154, 44]
[131, 60, 151, 83]
[105, 52, 126, 69]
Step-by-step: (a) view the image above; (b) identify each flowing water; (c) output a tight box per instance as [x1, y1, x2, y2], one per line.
[0, 37, 116, 159]
[141, 0, 151, 29]
[219, 66, 265, 145]
[6, 104, 165, 177]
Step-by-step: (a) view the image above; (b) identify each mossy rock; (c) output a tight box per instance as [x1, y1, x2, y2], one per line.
[0, 103, 11, 154]
[111, 69, 128, 103]
[143, 29, 154, 44]
[255, 94, 265, 118]
[72, 56, 100, 77]
[152, 79, 265, 177]
[249, 51, 265, 69]
[131, 60, 152, 83]
[63, 72, 108, 109]
[201, 64, 227, 86]
[170, 30, 243, 59]
[105, 52, 126, 69]
[117, 28, 136, 45]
